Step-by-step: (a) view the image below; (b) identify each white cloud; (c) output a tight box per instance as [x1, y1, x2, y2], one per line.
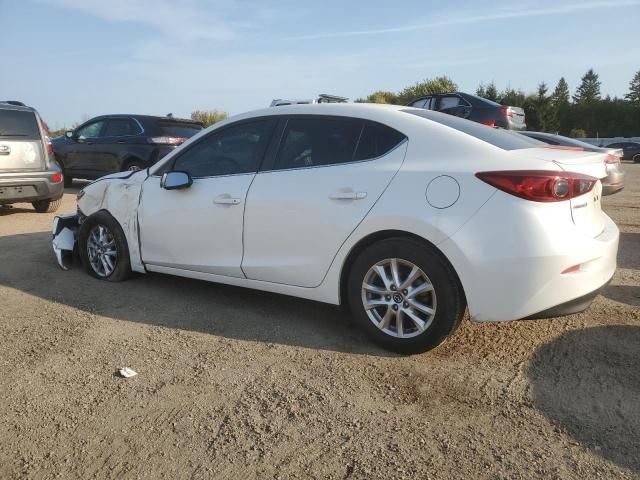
[284, 0, 640, 40]
[43, 0, 240, 41]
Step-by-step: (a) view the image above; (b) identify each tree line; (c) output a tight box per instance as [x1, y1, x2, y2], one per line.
[356, 69, 640, 137]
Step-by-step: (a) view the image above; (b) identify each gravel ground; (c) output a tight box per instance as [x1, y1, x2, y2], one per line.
[0, 164, 638, 479]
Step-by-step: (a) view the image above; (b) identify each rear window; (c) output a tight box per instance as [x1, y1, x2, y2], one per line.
[355, 122, 406, 160]
[0, 110, 40, 139]
[157, 121, 202, 138]
[404, 109, 542, 151]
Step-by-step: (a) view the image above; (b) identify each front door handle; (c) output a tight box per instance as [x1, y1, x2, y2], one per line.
[214, 194, 242, 205]
[329, 190, 367, 200]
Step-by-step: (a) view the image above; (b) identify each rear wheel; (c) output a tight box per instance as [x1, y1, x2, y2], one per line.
[347, 237, 465, 354]
[32, 198, 61, 213]
[633, 154, 640, 163]
[78, 211, 132, 281]
[123, 159, 145, 172]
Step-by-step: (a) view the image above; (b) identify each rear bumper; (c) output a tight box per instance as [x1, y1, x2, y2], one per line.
[438, 192, 619, 322]
[0, 168, 64, 203]
[602, 170, 625, 196]
[524, 276, 612, 319]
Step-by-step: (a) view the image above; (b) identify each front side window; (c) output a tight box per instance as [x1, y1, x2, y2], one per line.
[172, 120, 271, 177]
[274, 117, 362, 170]
[77, 120, 105, 139]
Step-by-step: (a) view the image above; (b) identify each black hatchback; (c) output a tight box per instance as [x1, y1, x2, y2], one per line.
[52, 114, 203, 186]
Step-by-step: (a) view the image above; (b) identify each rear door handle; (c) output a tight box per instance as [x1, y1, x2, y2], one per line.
[214, 194, 242, 205]
[329, 190, 367, 200]
[0, 145, 10, 155]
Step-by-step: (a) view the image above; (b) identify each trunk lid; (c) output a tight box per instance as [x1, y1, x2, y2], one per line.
[518, 147, 607, 238]
[0, 109, 46, 172]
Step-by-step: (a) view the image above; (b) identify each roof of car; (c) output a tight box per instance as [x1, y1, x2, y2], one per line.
[87, 114, 201, 123]
[0, 102, 36, 113]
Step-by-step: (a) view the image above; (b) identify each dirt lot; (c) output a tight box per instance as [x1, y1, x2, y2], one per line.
[0, 165, 638, 480]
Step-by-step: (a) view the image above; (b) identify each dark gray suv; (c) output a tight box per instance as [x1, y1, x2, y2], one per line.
[0, 102, 64, 212]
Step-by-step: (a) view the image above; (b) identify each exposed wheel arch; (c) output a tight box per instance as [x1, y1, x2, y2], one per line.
[338, 230, 466, 308]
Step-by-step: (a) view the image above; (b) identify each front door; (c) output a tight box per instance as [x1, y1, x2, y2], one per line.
[138, 118, 275, 277]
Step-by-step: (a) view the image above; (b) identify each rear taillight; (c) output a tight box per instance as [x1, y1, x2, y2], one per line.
[499, 106, 513, 117]
[475, 170, 597, 202]
[51, 172, 63, 183]
[605, 153, 620, 164]
[149, 136, 186, 145]
[45, 135, 53, 155]
[481, 120, 497, 127]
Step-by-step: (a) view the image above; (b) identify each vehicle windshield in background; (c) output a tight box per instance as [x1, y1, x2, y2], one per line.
[404, 108, 543, 151]
[158, 122, 202, 138]
[0, 110, 40, 139]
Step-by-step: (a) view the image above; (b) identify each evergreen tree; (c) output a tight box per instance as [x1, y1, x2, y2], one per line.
[396, 76, 457, 104]
[625, 70, 640, 105]
[551, 77, 570, 106]
[476, 82, 498, 101]
[573, 69, 601, 104]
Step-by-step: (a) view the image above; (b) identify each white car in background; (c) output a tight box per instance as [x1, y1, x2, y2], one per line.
[52, 104, 618, 353]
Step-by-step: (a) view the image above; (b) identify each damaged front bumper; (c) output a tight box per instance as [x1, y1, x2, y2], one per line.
[52, 214, 80, 270]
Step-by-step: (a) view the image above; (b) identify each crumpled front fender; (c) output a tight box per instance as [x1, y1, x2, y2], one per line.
[52, 214, 80, 270]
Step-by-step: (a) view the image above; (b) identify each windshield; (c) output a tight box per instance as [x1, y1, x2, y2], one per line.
[158, 121, 203, 138]
[0, 110, 40, 139]
[403, 109, 543, 151]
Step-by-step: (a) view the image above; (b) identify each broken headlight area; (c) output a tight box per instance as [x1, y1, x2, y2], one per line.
[52, 214, 80, 270]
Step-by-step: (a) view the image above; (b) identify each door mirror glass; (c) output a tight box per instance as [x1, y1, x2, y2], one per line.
[161, 171, 192, 190]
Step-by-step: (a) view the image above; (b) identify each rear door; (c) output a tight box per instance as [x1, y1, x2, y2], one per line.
[99, 117, 143, 174]
[0, 109, 45, 172]
[242, 116, 407, 287]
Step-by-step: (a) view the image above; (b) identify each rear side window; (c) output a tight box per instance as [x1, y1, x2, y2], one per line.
[0, 110, 40, 139]
[404, 109, 540, 151]
[354, 122, 406, 160]
[104, 118, 142, 137]
[157, 121, 202, 138]
[274, 117, 362, 170]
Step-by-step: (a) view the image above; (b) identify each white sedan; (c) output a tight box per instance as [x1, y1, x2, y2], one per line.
[52, 104, 619, 353]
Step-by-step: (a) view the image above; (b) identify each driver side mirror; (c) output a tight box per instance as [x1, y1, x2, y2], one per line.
[65, 130, 75, 140]
[161, 171, 193, 190]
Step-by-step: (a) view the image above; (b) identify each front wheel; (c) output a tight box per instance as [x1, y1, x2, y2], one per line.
[347, 237, 465, 354]
[78, 211, 132, 281]
[633, 154, 640, 163]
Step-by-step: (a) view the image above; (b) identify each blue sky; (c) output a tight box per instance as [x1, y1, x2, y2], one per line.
[3, 0, 640, 128]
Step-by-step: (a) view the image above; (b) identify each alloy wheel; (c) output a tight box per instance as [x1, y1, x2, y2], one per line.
[361, 258, 437, 338]
[87, 224, 118, 277]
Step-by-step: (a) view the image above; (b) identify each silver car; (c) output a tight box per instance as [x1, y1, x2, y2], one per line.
[0, 102, 64, 212]
[520, 131, 625, 196]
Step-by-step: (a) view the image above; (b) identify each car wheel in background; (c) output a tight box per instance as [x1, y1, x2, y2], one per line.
[634, 154, 640, 163]
[32, 198, 62, 213]
[123, 159, 145, 172]
[78, 211, 132, 282]
[347, 237, 465, 354]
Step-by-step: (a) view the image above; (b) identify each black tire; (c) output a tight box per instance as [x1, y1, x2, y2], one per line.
[633, 154, 640, 163]
[78, 211, 132, 282]
[32, 198, 62, 213]
[347, 237, 465, 354]
[122, 159, 145, 172]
